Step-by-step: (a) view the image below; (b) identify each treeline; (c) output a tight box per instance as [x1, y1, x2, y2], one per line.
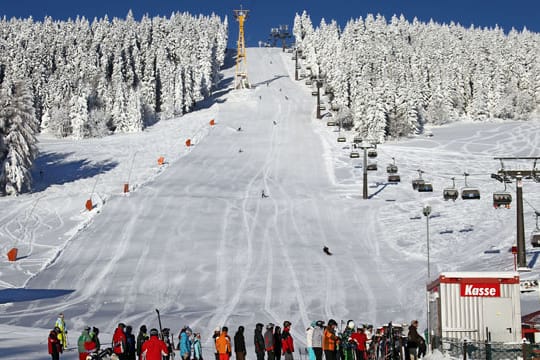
[293, 12, 540, 142]
[0, 11, 227, 195]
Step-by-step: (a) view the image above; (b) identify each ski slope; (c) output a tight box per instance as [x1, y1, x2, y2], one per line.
[0, 48, 539, 359]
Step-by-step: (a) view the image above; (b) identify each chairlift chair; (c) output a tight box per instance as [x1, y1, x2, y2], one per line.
[461, 173, 480, 200]
[531, 212, 540, 247]
[493, 192, 512, 208]
[319, 105, 326, 111]
[331, 103, 340, 111]
[418, 183, 434, 192]
[386, 158, 398, 174]
[443, 178, 459, 201]
[337, 136, 346, 142]
[353, 136, 362, 144]
[350, 151, 360, 158]
[368, 149, 377, 158]
[412, 169, 425, 190]
[305, 80, 312, 85]
[326, 121, 336, 127]
[388, 174, 401, 183]
[311, 91, 318, 96]
[367, 163, 378, 171]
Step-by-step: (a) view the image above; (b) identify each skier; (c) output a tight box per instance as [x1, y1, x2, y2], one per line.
[141, 328, 169, 360]
[306, 322, 315, 360]
[90, 327, 101, 351]
[162, 328, 175, 360]
[48, 327, 63, 360]
[215, 326, 232, 360]
[77, 326, 92, 360]
[193, 333, 203, 360]
[55, 313, 68, 350]
[323, 319, 339, 360]
[281, 321, 294, 360]
[136, 325, 149, 360]
[125, 325, 136, 360]
[273, 326, 282, 360]
[112, 323, 127, 360]
[323, 246, 332, 256]
[254, 323, 266, 360]
[340, 321, 355, 360]
[180, 326, 193, 360]
[264, 323, 275, 360]
[234, 326, 247, 360]
[261, 190, 268, 198]
[349, 327, 367, 360]
[406, 320, 425, 360]
[312, 321, 324, 360]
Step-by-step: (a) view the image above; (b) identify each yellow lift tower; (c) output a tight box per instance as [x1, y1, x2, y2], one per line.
[234, 7, 250, 89]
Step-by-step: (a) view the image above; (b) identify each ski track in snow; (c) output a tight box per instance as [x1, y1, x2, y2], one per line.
[0, 48, 539, 359]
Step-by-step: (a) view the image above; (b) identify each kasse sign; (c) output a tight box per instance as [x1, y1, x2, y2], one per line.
[460, 283, 500, 297]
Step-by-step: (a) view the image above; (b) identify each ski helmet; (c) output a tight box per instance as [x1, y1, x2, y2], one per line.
[316, 320, 325, 327]
[347, 320, 355, 330]
[267, 323, 274, 329]
[328, 319, 337, 327]
[150, 328, 159, 336]
[310, 321, 317, 327]
[283, 321, 291, 328]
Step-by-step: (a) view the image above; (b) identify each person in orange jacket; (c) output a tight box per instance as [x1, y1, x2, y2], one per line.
[323, 319, 339, 360]
[215, 326, 232, 360]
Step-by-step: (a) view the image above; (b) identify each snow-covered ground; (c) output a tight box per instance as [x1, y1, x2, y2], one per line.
[0, 47, 539, 359]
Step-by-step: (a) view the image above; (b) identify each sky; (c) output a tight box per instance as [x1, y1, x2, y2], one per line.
[1, 0, 540, 47]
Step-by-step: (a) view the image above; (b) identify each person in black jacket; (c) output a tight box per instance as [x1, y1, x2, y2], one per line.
[234, 326, 247, 360]
[136, 325, 149, 360]
[125, 326, 136, 360]
[274, 326, 282, 360]
[254, 323, 265, 360]
[406, 320, 425, 360]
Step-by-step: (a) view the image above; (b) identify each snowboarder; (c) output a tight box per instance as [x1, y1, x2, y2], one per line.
[262, 190, 269, 198]
[237, 127, 243, 132]
[141, 328, 169, 360]
[234, 326, 247, 360]
[48, 327, 63, 360]
[55, 313, 68, 350]
[323, 246, 332, 256]
[273, 121, 277, 125]
[284, 96, 288, 100]
[281, 321, 294, 360]
[239, 149, 244, 153]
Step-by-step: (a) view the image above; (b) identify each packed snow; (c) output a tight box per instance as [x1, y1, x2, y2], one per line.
[0, 47, 539, 359]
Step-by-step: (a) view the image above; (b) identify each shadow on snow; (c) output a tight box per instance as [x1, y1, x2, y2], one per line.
[32, 152, 118, 192]
[0, 288, 75, 304]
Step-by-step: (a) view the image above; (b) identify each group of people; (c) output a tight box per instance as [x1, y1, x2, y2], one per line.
[47, 315, 425, 360]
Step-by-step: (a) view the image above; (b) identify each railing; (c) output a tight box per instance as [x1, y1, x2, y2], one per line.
[440, 338, 540, 360]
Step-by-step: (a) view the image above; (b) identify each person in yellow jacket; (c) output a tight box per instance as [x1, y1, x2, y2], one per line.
[215, 326, 232, 360]
[55, 313, 68, 350]
[323, 319, 339, 360]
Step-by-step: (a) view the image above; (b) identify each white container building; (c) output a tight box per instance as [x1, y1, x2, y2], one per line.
[427, 272, 522, 343]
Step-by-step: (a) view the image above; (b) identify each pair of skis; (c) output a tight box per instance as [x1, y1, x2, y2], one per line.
[156, 309, 176, 359]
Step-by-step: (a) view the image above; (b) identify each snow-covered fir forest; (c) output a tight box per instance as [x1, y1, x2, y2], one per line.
[0, 11, 227, 195]
[293, 12, 540, 142]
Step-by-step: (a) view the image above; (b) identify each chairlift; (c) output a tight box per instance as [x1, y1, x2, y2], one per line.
[319, 105, 326, 111]
[326, 121, 336, 127]
[331, 103, 340, 111]
[443, 177, 459, 201]
[311, 91, 318, 96]
[353, 135, 362, 144]
[418, 182, 434, 192]
[412, 169, 425, 190]
[367, 163, 377, 171]
[337, 136, 346, 143]
[531, 212, 540, 247]
[461, 173, 480, 200]
[388, 174, 401, 183]
[305, 80, 312, 85]
[368, 149, 377, 158]
[493, 180, 512, 209]
[386, 157, 398, 174]
[350, 151, 360, 158]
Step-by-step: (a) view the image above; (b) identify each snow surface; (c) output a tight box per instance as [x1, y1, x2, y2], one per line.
[0, 47, 539, 359]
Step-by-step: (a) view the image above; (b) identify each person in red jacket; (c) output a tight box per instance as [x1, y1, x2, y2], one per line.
[350, 327, 368, 360]
[48, 327, 63, 360]
[112, 323, 128, 360]
[281, 321, 294, 360]
[141, 328, 169, 360]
